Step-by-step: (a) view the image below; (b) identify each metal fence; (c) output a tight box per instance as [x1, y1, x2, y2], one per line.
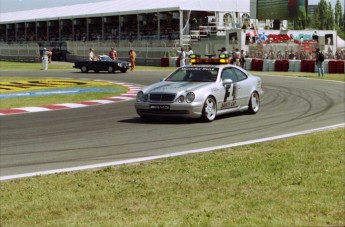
[0, 38, 226, 64]
[0, 43, 40, 56]
[0, 43, 41, 62]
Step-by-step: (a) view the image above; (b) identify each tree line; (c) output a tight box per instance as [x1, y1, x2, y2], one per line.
[291, 0, 344, 39]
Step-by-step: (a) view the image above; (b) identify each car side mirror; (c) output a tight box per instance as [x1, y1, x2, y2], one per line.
[223, 79, 233, 90]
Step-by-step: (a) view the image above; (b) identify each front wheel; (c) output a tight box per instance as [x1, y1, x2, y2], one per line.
[201, 96, 217, 122]
[247, 92, 260, 114]
[81, 66, 88, 73]
[120, 68, 127, 73]
[107, 66, 114, 73]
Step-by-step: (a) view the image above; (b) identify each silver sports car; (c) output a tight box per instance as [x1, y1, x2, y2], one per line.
[135, 64, 263, 122]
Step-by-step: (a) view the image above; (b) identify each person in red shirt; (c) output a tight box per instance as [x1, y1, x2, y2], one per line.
[109, 47, 118, 60]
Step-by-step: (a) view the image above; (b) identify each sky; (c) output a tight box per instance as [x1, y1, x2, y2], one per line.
[0, 0, 342, 13]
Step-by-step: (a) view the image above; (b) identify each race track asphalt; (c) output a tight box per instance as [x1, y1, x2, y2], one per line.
[0, 69, 344, 177]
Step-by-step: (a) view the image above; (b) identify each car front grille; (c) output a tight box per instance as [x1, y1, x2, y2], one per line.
[149, 93, 176, 102]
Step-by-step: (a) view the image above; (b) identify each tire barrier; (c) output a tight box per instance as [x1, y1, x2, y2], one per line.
[160, 57, 169, 67]
[263, 59, 274, 72]
[328, 60, 345, 74]
[300, 60, 316, 73]
[245, 58, 252, 71]
[274, 60, 289, 72]
[251, 58, 263, 71]
[244, 58, 344, 73]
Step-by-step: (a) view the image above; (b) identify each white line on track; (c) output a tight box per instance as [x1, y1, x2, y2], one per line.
[1, 123, 344, 181]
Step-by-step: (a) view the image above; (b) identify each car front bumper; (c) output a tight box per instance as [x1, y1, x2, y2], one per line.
[135, 101, 204, 119]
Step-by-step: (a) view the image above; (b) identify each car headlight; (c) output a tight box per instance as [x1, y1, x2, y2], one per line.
[177, 95, 185, 103]
[117, 63, 122, 67]
[185, 92, 195, 103]
[136, 91, 147, 102]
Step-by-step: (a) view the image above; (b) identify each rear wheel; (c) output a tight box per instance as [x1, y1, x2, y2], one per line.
[81, 66, 88, 73]
[201, 96, 217, 122]
[247, 92, 260, 114]
[107, 66, 114, 73]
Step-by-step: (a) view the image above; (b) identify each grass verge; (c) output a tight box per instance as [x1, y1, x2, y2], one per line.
[0, 77, 128, 109]
[0, 61, 175, 71]
[252, 71, 345, 82]
[1, 128, 344, 226]
[1, 61, 344, 81]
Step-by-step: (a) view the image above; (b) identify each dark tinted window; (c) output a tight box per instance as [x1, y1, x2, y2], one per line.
[166, 67, 219, 82]
[221, 68, 238, 82]
[233, 68, 248, 81]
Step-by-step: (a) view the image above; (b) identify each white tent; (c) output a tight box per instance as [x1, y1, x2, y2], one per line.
[0, 0, 250, 23]
[337, 36, 345, 49]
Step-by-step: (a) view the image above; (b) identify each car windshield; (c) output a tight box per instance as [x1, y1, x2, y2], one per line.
[165, 67, 219, 82]
[99, 56, 112, 61]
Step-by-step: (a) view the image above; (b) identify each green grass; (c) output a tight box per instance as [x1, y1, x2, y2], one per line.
[0, 61, 344, 225]
[1, 128, 344, 226]
[252, 71, 345, 82]
[0, 77, 128, 109]
[0, 61, 74, 70]
[1, 61, 344, 81]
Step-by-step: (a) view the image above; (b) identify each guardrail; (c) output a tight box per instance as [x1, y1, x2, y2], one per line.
[0, 43, 40, 62]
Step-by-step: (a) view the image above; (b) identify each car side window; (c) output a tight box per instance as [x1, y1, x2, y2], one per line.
[233, 68, 248, 81]
[221, 68, 238, 82]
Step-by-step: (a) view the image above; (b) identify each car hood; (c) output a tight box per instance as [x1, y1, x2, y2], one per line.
[143, 81, 212, 94]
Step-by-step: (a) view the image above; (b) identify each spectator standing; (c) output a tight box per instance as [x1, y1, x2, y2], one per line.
[234, 49, 241, 66]
[129, 49, 136, 71]
[47, 49, 52, 63]
[176, 47, 186, 67]
[288, 50, 295, 60]
[185, 46, 193, 65]
[315, 48, 325, 77]
[240, 49, 246, 68]
[109, 47, 118, 60]
[221, 47, 228, 55]
[89, 48, 95, 61]
[41, 48, 49, 70]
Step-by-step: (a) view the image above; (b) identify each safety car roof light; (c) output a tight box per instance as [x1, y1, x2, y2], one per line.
[189, 53, 229, 65]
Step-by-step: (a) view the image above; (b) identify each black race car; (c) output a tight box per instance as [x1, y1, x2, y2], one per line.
[73, 55, 130, 73]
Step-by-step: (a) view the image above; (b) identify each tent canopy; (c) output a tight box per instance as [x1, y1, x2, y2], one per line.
[337, 36, 345, 49]
[0, 0, 250, 24]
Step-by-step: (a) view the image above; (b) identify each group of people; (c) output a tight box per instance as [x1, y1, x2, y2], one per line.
[175, 46, 194, 67]
[248, 49, 345, 61]
[173, 45, 327, 78]
[88, 47, 136, 71]
[175, 46, 247, 68]
[220, 47, 247, 68]
[221, 47, 246, 69]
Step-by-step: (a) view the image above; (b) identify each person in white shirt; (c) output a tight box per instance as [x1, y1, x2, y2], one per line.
[41, 48, 49, 70]
[89, 48, 95, 61]
[176, 47, 186, 67]
[185, 47, 194, 65]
